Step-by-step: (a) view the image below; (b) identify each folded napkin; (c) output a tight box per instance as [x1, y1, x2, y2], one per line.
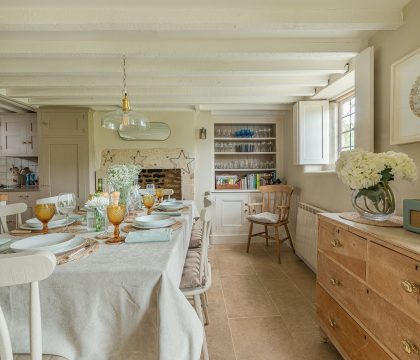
[152, 211, 182, 217]
[125, 228, 172, 243]
[247, 212, 279, 224]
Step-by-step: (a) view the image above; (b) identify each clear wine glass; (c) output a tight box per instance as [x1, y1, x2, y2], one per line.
[57, 193, 77, 232]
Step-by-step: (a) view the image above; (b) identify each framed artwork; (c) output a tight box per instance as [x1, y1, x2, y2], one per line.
[390, 47, 420, 145]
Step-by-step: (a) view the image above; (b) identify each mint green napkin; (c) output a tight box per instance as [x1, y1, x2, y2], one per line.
[152, 211, 182, 217]
[125, 229, 172, 243]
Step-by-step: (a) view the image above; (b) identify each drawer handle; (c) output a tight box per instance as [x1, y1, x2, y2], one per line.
[328, 319, 337, 329]
[330, 239, 342, 247]
[329, 278, 341, 286]
[402, 339, 419, 355]
[401, 280, 420, 294]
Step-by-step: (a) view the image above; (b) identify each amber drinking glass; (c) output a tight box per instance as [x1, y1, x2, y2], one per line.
[143, 194, 155, 215]
[155, 188, 164, 203]
[106, 204, 126, 243]
[34, 204, 56, 234]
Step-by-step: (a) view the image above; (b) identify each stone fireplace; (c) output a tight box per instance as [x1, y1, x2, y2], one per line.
[138, 169, 182, 199]
[98, 148, 195, 200]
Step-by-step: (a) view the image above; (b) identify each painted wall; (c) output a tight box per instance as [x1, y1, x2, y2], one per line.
[284, 0, 420, 214]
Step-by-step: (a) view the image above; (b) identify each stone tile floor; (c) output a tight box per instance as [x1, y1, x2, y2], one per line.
[205, 241, 343, 360]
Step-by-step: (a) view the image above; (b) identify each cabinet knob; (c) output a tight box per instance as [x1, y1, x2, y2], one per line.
[330, 239, 342, 248]
[401, 280, 420, 294]
[402, 339, 419, 355]
[328, 319, 337, 329]
[329, 278, 341, 286]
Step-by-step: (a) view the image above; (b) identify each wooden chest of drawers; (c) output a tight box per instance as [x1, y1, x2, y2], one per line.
[317, 214, 420, 360]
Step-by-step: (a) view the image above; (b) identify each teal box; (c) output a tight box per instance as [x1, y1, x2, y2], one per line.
[403, 199, 420, 234]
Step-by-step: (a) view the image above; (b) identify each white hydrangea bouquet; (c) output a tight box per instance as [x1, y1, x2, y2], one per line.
[105, 164, 141, 205]
[336, 149, 417, 220]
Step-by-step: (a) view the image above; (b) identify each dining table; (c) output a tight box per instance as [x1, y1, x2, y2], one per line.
[0, 200, 203, 360]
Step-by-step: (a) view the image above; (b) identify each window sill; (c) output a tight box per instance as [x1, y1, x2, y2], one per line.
[303, 164, 336, 174]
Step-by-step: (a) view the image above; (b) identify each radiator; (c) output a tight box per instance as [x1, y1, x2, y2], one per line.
[295, 202, 327, 272]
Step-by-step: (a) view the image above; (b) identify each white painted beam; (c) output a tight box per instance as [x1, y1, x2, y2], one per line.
[27, 96, 300, 105]
[7, 86, 315, 98]
[0, 75, 329, 88]
[0, 7, 403, 31]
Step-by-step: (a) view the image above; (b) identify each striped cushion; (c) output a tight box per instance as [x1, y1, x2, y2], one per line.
[180, 249, 203, 289]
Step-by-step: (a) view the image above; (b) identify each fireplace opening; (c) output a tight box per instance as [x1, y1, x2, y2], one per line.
[139, 169, 182, 200]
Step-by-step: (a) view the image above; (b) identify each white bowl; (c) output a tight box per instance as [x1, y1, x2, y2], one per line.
[11, 233, 75, 253]
[26, 215, 67, 228]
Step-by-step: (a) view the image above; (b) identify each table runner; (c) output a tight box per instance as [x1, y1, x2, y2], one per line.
[0, 202, 203, 360]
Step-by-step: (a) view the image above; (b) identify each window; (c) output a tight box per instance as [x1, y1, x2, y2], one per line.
[338, 96, 356, 152]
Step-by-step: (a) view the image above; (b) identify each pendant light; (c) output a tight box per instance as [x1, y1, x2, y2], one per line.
[102, 55, 150, 131]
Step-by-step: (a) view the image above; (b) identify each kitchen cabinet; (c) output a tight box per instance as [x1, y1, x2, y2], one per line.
[37, 107, 94, 206]
[0, 114, 37, 156]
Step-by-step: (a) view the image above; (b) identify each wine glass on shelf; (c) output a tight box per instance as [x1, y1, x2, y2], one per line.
[34, 204, 56, 234]
[106, 204, 126, 244]
[57, 193, 76, 232]
[143, 193, 155, 215]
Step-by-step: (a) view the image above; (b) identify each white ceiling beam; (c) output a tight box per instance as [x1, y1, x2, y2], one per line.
[7, 86, 315, 98]
[0, 39, 364, 57]
[27, 96, 300, 106]
[0, 59, 348, 74]
[0, 7, 403, 31]
[198, 104, 293, 111]
[0, 75, 329, 88]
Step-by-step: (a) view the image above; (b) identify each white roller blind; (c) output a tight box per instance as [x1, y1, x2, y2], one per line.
[354, 46, 374, 151]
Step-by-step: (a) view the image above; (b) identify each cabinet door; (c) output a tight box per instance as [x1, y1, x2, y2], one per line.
[38, 110, 88, 137]
[38, 137, 90, 206]
[215, 193, 249, 234]
[0, 119, 27, 155]
[25, 118, 37, 155]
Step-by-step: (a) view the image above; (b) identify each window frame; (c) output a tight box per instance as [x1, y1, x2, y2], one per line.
[337, 93, 356, 154]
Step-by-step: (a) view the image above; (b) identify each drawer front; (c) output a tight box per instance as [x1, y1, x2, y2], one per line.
[368, 242, 420, 322]
[361, 287, 420, 359]
[318, 222, 367, 279]
[317, 286, 392, 360]
[317, 252, 369, 321]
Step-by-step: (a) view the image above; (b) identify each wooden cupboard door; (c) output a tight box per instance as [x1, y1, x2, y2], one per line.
[318, 222, 367, 279]
[38, 110, 88, 137]
[38, 137, 90, 207]
[215, 193, 249, 234]
[0, 118, 27, 155]
[368, 242, 420, 323]
[317, 286, 392, 360]
[25, 118, 37, 155]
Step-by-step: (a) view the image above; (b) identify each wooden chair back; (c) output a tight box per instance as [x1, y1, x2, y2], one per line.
[260, 185, 294, 222]
[0, 203, 28, 233]
[0, 251, 56, 360]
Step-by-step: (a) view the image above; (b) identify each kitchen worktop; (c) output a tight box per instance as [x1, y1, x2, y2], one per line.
[0, 186, 40, 192]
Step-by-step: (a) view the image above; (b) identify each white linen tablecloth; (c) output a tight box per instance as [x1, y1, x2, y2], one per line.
[0, 202, 203, 360]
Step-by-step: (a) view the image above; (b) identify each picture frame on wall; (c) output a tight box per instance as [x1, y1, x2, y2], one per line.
[390, 47, 420, 145]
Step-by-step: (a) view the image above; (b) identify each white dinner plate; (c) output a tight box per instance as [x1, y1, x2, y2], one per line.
[11, 233, 75, 253]
[135, 214, 171, 225]
[157, 202, 184, 211]
[133, 218, 176, 229]
[54, 236, 87, 255]
[25, 215, 67, 228]
[20, 218, 75, 231]
[0, 238, 11, 246]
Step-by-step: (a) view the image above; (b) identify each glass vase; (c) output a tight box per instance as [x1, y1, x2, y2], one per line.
[94, 207, 107, 232]
[352, 182, 395, 221]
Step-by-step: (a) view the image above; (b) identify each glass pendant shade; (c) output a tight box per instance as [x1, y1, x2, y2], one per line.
[102, 56, 150, 131]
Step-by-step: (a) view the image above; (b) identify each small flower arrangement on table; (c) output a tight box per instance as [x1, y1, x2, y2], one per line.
[105, 164, 141, 205]
[85, 194, 110, 232]
[335, 149, 417, 221]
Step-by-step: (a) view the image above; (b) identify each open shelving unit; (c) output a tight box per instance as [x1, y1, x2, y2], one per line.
[214, 123, 277, 191]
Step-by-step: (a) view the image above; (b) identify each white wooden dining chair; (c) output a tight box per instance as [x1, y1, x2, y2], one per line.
[0, 251, 57, 360]
[0, 203, 28, 233]
[180, 206, 213, 360]
[162, 189, 174, 199]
